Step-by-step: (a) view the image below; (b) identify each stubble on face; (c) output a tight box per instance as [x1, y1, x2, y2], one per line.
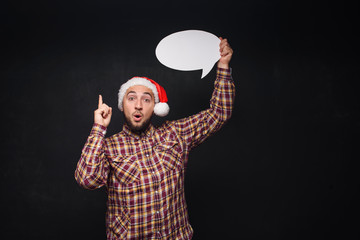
[123, 111, 152, 133]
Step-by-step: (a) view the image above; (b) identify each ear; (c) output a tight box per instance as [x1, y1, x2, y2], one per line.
[120, 102, 124, 112]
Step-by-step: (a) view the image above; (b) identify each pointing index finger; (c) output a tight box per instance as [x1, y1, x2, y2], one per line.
[98, 95, 103, 108]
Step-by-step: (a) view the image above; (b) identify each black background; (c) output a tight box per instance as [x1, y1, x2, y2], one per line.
[1, 0, 359, 239]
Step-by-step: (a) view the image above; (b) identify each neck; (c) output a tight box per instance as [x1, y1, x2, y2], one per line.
[124, 123, 153, 137]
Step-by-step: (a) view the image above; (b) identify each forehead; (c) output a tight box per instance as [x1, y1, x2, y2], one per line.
[126, 85, 154, 97]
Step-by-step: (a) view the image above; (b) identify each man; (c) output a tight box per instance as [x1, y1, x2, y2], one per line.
[75, 37, 235, 239]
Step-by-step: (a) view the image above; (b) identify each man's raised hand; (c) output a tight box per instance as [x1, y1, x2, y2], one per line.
[94, 95, 112, 127]
[217, 37, 233, 69]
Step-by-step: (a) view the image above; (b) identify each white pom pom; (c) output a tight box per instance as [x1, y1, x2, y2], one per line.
[154, 102, 170, 117]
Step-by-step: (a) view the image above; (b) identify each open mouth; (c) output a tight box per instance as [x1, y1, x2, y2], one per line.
[133, 112, 143, 122]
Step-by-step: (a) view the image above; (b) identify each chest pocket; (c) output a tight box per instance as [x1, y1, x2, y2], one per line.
[111, 155, 141, 185]
[155, 140, 183, 171]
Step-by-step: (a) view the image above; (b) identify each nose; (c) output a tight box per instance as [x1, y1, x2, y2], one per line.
[135, 99, 142, 110]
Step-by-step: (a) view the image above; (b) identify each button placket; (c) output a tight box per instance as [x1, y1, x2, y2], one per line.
[153, 184, 162, 237]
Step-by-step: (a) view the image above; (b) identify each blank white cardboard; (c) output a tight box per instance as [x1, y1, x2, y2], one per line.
[155, 30, 220, 79]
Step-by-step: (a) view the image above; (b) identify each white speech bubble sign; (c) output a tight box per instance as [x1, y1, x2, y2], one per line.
[155, 30, 220, 79]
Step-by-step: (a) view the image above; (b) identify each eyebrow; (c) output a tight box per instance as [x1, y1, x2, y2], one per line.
[127, 91, 153, 98]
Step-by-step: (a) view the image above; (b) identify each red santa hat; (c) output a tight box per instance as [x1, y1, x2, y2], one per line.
[118, 76, 170, 117]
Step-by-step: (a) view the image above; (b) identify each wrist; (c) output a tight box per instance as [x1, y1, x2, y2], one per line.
[217, 62, 229, 69]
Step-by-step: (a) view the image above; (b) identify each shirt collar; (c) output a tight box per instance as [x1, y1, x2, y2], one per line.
[122, 124, 155, 139]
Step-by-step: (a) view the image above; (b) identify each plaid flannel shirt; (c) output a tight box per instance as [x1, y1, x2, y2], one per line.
[75, 68, 235, 239]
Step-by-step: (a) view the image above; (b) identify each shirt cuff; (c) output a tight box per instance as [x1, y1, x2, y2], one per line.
[90, 123, 107, 137]
[216, 67, 232, 80]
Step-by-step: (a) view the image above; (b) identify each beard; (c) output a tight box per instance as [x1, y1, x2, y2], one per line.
[123, 112, 152, 133]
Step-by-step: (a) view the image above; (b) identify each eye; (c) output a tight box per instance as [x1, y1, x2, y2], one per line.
[144, 98, 151, 103]
[128, 96, 135, 101]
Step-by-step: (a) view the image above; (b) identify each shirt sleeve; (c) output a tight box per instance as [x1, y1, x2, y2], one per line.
[74, 123, 110, 190]
[174, 67, 235, 150]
